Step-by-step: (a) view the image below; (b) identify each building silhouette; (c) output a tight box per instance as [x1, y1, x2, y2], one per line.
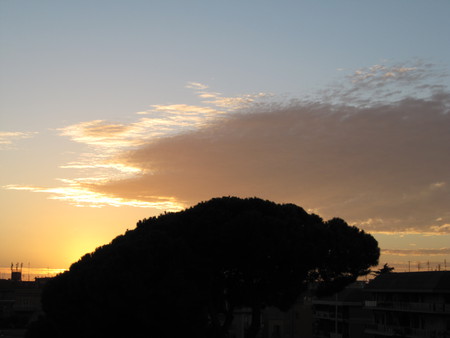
[364, 271, 450, 338]
[0, 268, 50, 336]
[2, 267, 449, 338]
[230, 272, 450, 338]
[312, 282, 370, 338]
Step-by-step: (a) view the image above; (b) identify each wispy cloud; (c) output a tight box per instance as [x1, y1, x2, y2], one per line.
[382, 248, 450, 256]
[59, 82, 273, 155]
[0, 131, 37, 149]
[4, 184, 183, 210]
[320, 60, 449, 106]
[10, 84, 271, 209]
[185, 81, 209, 90]
[204, 93, 270, 109]
[186, 81, 273, 110]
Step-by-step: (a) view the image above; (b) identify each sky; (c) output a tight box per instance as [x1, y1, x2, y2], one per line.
[1, 0, 450, 274]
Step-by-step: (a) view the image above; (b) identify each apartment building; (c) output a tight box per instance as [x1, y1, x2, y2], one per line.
[312, 281, 371, 338]
[364, 271, 450, 338]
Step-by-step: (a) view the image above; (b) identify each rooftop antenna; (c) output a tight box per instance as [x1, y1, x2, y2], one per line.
[11, 262, 23, 281]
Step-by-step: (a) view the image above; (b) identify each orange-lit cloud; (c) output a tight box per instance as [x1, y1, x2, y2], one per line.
[4, 184, 183, 211]
[59, 163, 141, 174]
[5, 62, 450, 236]
[186, 81, 273, 110]
[382, 248, 450, 256]
[83, 92, 449, 234]
[58, 62, 448, 234]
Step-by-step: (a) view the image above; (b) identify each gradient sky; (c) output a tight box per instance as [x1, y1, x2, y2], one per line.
[1, 0, 450, 272]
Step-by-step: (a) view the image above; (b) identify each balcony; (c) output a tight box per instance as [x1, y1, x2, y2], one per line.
[314, 310, 345, 321]
[365, 324, 450, 338]
[365, 301, 450, 314]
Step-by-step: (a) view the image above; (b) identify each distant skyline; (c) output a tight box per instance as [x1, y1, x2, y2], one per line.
[1, 0, 449, 271]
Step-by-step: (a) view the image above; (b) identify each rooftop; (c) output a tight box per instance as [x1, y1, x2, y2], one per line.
[366, 271, 450, 293]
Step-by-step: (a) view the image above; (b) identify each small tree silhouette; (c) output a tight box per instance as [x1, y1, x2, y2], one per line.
[374, 263, 395, 276]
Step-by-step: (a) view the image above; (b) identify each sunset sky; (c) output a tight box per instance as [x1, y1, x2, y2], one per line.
[1, 1, 450, 274]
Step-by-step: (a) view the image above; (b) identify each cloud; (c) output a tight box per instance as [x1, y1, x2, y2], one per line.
[0, 131, 37, 148]
[58, 109, 223, 153]
[150, 104, 222, 116]
[59, 120, 140, 150]
[81, 89, 450, 234]
[3, 184, 183, 210]
[348, 62, 439, 88]
[382, 248, 450, 256]
[185, 82, 209, 90]
[4, 83, 271, 209]
[59, 95, 247, 153]
[203, 93, 270, 109]
[320, 60, 449, 106]
[59, 163, 141, 176]
[6, 62, 450, 238]
[186, 81, 273, 110]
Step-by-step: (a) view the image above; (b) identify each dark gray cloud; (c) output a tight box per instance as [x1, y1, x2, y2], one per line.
[85, 90, 450, 234]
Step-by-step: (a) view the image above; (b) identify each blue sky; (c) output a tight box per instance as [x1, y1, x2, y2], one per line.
[1, 0, 450, 270]
[3, 0, 449, 129]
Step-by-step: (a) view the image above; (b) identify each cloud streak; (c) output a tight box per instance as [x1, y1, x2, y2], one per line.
[382, 248, 450, 256]
[0, 131, 37, 149]
[4, 184, 183, 210]
[320, 61, 449, 106]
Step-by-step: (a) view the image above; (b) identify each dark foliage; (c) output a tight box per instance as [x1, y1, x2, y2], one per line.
[373, 263, 395, 276]
[28, 197, 379, 338]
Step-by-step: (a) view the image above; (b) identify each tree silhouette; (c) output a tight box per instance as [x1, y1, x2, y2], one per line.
[29, 197, 379, 338]
[373, 263, 395, 276]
